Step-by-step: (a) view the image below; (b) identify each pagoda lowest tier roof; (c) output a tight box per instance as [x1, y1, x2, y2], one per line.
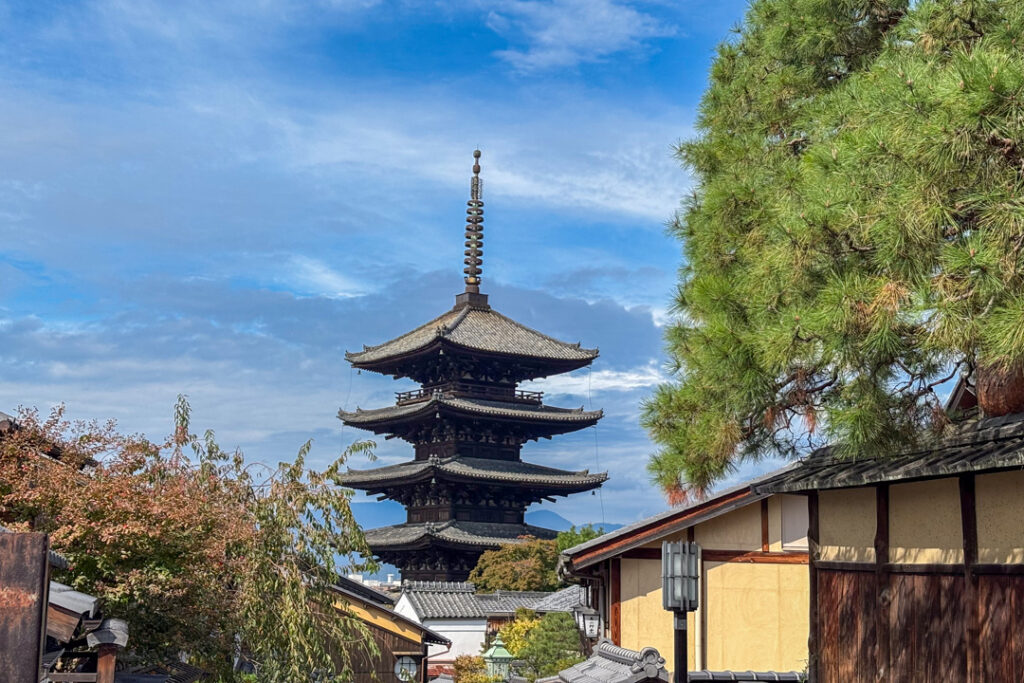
[345, 298, 598, 376]
[364, 520, 557, 551]
[339, 455, 607, 491]
[338, 396, 602, 435]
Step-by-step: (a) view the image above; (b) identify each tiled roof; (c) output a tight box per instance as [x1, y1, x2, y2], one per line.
[401, 581, 549, 619]
[528, 640, 669, 683]
[531, 585, 586, 613]
[756, 412, 1024, 493]
[365, 520, 557, 550]
[346, 304, 598, 366]
[559, 464, 801, 571]
[688, 673, 805, 681]
[340, 456, 607, 489]
[333, 574, 397, 607]
[339, 396, 602, 428]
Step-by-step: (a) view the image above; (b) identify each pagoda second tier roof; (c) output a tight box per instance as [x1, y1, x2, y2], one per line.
[340, 455, 608, 491]
[338, 396, 602, 434]
[364, 520, 557, 551]
[345, 303, 598, 372]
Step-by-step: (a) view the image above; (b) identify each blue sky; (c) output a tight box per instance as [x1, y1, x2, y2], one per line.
[0, 0, 782, 529]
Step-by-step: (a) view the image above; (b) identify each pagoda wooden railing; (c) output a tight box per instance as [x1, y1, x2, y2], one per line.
[396, 383, 543, 406]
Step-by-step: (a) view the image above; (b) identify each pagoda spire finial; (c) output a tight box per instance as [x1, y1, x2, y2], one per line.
[463, 149, 484, 294]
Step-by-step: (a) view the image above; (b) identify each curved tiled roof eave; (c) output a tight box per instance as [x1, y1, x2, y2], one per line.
[344, 305, 598, 367]
[339, 457, 608, 488]
[338, 397, 603, 426]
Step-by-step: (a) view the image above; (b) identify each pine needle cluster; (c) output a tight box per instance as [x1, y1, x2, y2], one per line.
[645, 0, 1024, 496]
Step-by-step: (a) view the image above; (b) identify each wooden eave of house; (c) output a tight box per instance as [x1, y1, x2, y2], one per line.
[560, 464, 801, 573]
[754, 411, 1024, 494]
[331, 579, 451, 647]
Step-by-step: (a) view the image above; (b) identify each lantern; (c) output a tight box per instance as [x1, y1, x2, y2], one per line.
[483, 633, 514, 680]
[573, 603, 601, 639]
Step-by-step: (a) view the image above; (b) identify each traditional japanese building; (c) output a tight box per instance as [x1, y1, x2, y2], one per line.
[339, 150, 606, 581]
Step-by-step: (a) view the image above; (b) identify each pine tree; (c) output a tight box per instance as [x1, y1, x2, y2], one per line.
[645, 0, 1024, 497]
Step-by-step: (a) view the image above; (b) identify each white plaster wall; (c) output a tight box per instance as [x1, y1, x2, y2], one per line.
[394, 594, 420, 622]
[422, 618, 487, 662]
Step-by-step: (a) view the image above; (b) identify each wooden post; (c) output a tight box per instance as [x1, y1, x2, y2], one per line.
[761, 498, 770, 552]
[0, 533, 50, 683]
[959, 475, 978, 681]
[610, 558, 621, 646]
[807, 491, 819, 683]
[96, 643, 118, 683]
[874, 484, 890, 683]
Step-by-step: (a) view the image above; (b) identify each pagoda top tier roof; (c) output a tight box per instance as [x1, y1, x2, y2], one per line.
[338, 395, 602, 437]
[345, 298, 598, 377]
[340, 455, 607, 491]
[364, 520, 557, 551]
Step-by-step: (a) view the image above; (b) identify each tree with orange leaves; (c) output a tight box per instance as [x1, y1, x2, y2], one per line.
[0, 397, 378, 681]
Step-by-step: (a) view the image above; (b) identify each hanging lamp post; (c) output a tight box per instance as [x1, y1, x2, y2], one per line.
[661, 541, 700, 683]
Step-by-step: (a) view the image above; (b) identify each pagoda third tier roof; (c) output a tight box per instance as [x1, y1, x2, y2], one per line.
[339, 455, 608, 492]
[345, 302, 598, 379]
[338, 396, 602, 436]
[364, 520, 557, 551]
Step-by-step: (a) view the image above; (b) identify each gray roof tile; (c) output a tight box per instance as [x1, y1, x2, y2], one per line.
[528, 640, 669, 683]
[346, 305, 598, 366]
[340, 456, 607, 489]
[365, 520, 557, 550]
[531, 585, 586, 613]
[757, 412, 1024, 493]
[402, 581, 550, 619]
[339, 396, 602, 427]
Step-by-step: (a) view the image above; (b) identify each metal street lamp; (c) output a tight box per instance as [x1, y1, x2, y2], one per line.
[661, 541, 700, 683]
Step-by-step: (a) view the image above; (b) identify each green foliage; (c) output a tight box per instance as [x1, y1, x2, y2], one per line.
[499, 608, 542, 656]
[514, 612, 585, 681]
[0, 399, 378, 681]
[469, 536, 561, 592]
[556, 524, 606, 553]
[452, 654, 500, 683]
[647, 0, 1024, 495]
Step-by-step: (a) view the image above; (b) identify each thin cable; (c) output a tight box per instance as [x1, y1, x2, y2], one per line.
[588, 366, 606, 525]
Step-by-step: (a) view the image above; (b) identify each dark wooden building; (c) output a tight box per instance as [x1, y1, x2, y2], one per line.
[339, 151, 606, 581]
[332, 575, 450, 683]
[756, 405, 1024, 681]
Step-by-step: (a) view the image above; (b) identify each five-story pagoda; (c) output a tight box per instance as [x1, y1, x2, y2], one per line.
[339, 151, 606, 581]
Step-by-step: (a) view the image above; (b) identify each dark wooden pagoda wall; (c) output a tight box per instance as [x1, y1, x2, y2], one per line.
[809, 477, 1024, 682]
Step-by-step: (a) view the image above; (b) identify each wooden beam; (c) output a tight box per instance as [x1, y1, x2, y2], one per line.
[875, 484, 890, 683]
[701, 549, 809, 564]
[807, 490, 819, 683]
[960, 474, 978, 682]
[609, 559, 621, 646]
[761, 498, 770, 552]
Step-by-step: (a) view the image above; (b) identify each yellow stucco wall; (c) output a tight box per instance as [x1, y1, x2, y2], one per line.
[619, 558, 696, 670]
[693, 500, 762, 551]
[977, 471, 1024, 564]
[819, 488, 876, 562]
[618, 499, 809, 674]
[703, 561, 809, 672]
[767, 496, 783, 551]
[890, 478, 963, 564]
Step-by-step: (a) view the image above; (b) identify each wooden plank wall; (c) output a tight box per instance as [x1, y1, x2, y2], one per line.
[813, 475, 1024, 682]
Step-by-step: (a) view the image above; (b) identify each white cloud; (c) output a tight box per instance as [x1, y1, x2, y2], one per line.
[530, 360, 664, 396]
[282, 256, 370, 299]
[487, 0, 676, 71]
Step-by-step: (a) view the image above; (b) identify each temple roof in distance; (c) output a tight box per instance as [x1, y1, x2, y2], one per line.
[338, 396, 602, 431]
[345, 302, 598, 370]
[340, 455, 608, 490]
[364, 520, 557, 550]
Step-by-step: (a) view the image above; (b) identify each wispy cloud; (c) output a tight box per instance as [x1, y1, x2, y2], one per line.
[282, 256, 370, 299]
[532, 361, 664, 396]
[487, 0, 676, 71]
